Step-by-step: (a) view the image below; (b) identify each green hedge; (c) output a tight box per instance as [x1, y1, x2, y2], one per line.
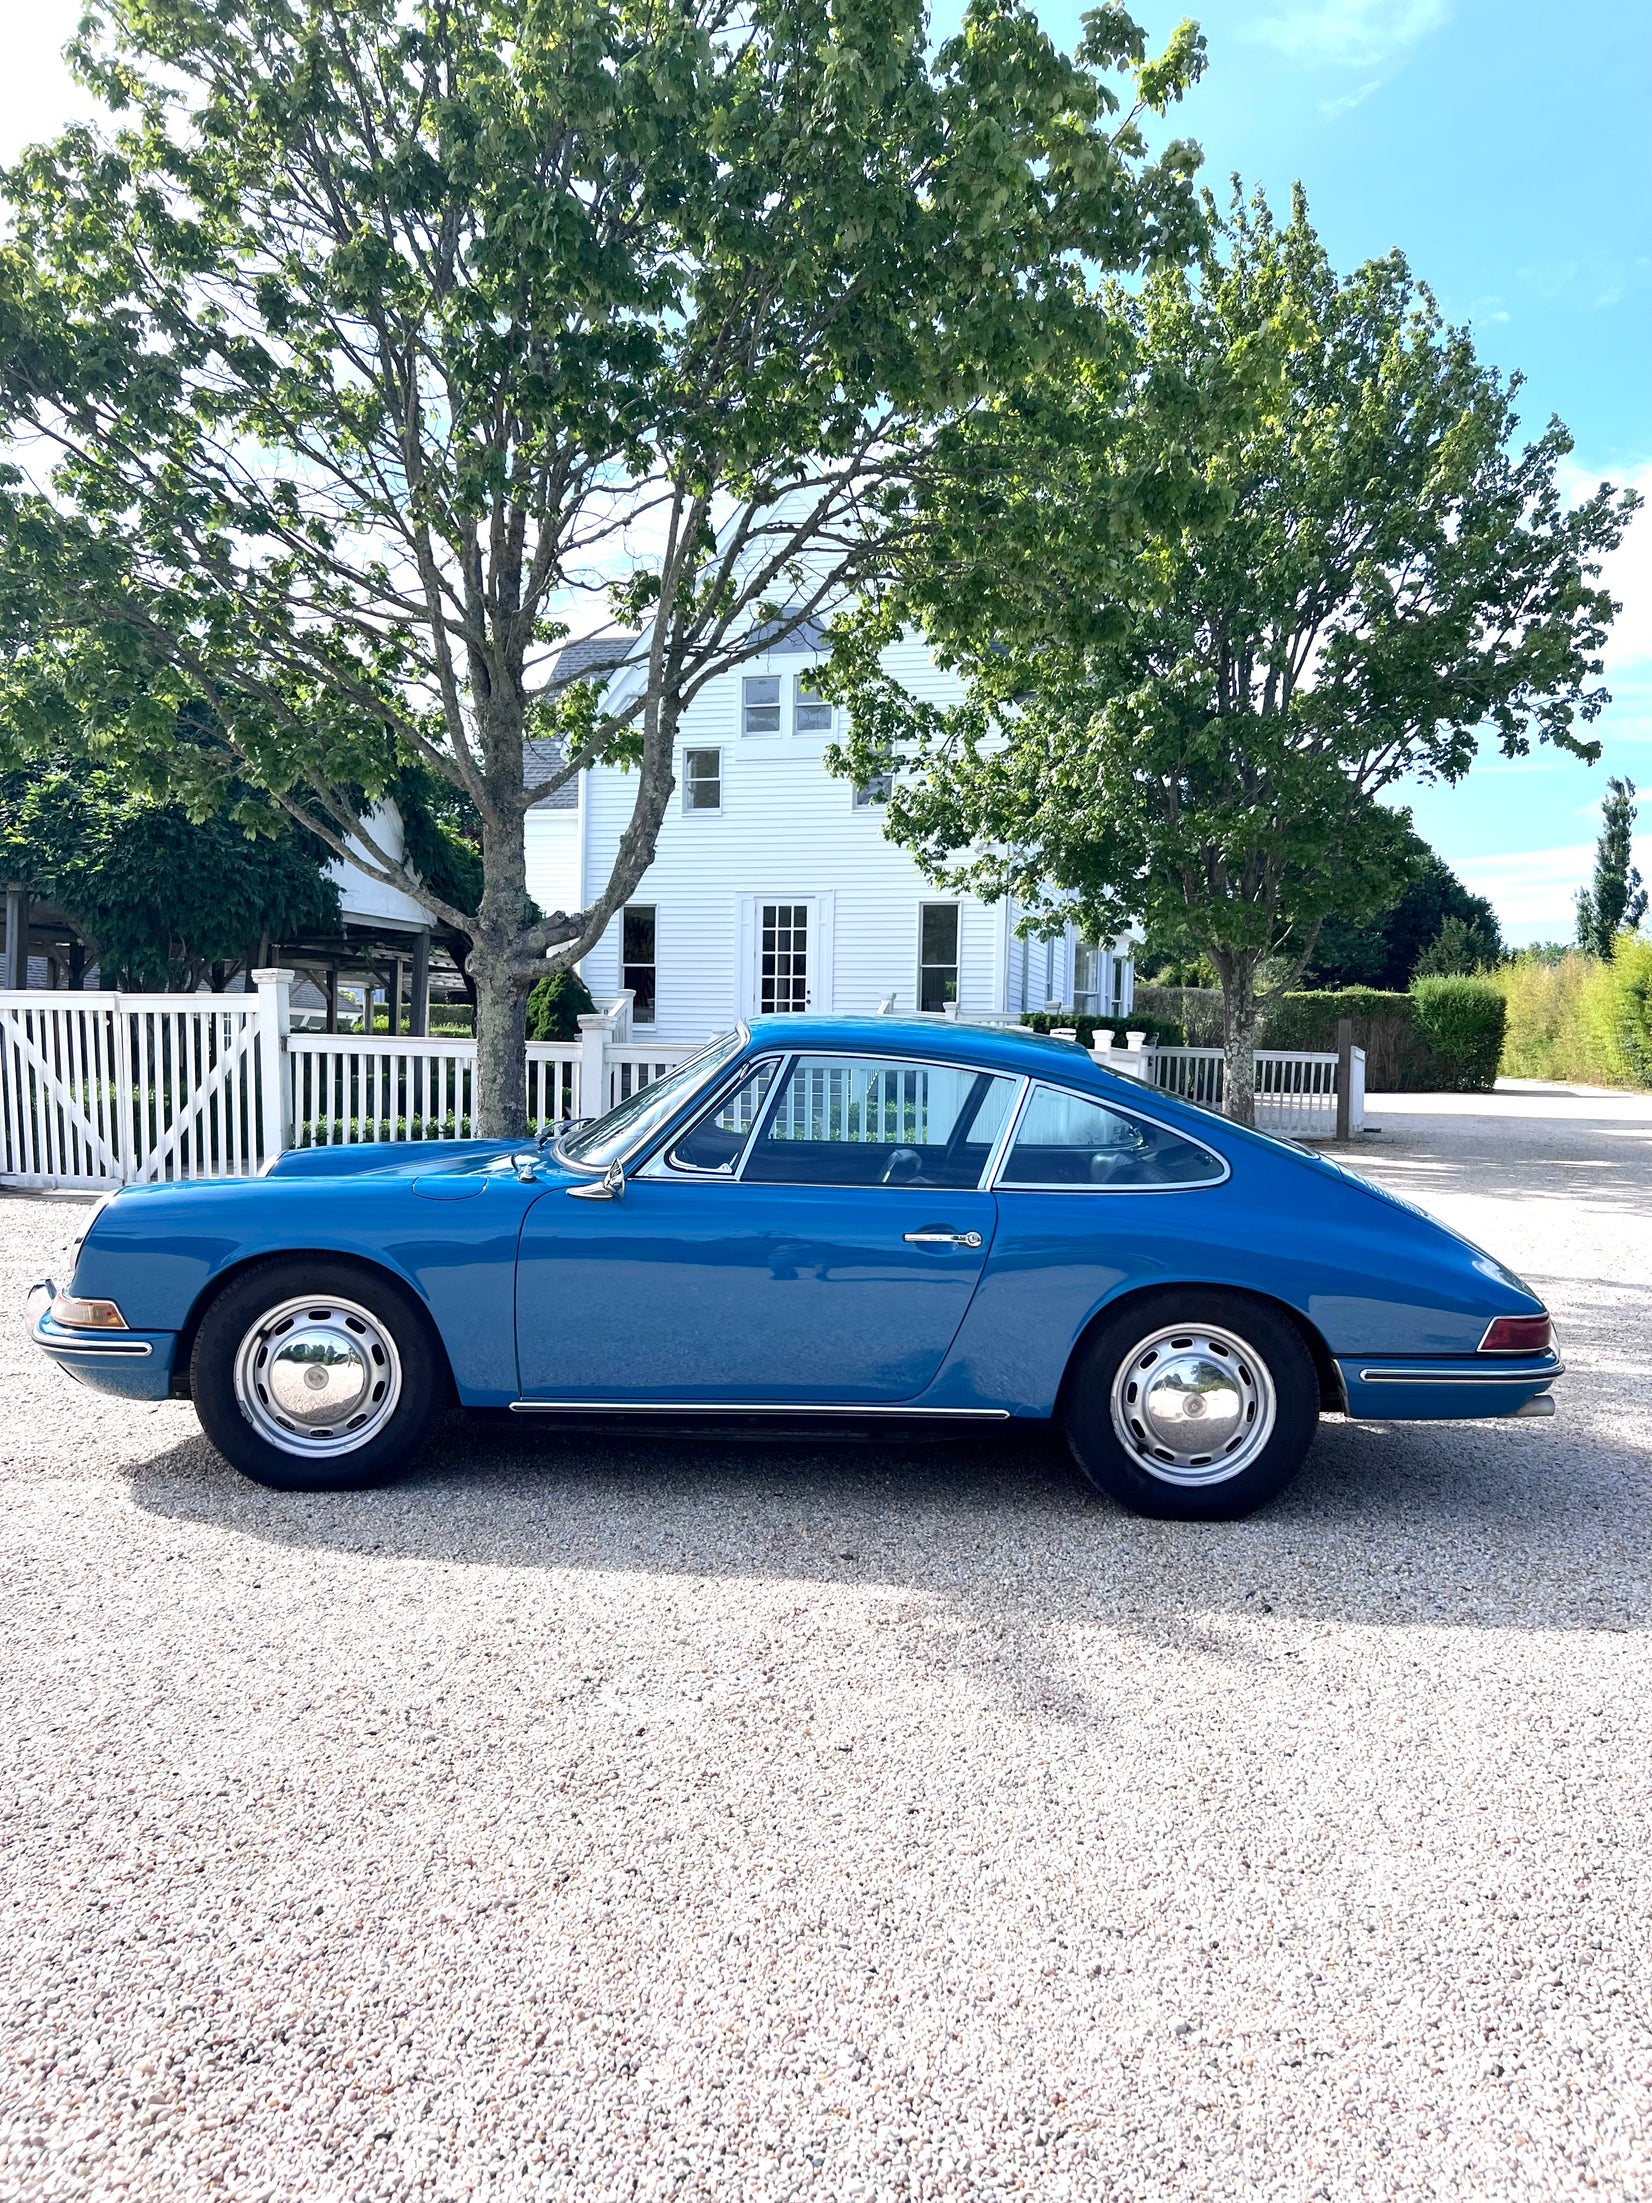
[1495, 939, 1652, 1087]
[1410, 976, 1506, 1091]
[1020, 1010, 1185, 1048]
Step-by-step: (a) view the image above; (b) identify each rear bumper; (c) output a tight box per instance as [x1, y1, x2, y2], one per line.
[1337, 1351, 1563, 1422]
[26, 1285, 178, 1402]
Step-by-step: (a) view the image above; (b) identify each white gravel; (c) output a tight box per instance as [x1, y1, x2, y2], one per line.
[1, 1083, 1650, 2202]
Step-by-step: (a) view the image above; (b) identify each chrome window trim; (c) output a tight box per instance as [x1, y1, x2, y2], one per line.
[640, 1052, 790, 1179]
[558, 1026, 750, 1177]
[989, 1078, 1231, 1195]
[726, 1054, 1021, 1194]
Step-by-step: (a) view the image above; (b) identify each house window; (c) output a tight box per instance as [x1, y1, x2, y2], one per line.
[760, 902, 809, 1013]
[742, 675, 781, 735]
[683, 748, 722, 811]
[622, 904, 656, 1025]
[1073, 940, 1102, 1015]
[853, 773, 893, 807]
[794, 675, 833, 733]
[919, 903, 960, 1013]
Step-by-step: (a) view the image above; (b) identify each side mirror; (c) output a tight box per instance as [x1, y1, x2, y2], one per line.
[566, 1156, 626, 1202]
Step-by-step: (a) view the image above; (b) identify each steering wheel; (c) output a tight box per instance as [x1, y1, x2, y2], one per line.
[881, 1148, 923, 1185]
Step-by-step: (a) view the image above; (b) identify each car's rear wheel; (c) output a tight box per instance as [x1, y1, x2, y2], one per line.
[191, 1258, 443, 1491]
[1062, 1291, 1320, 1520]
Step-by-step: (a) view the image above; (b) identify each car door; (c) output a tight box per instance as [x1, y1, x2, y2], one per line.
[514, 1053, 1020, 1403]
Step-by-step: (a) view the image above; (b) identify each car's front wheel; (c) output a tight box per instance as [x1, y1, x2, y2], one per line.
[1062, 1291, 1320, 1520]
[191, 1258, 443, 1490]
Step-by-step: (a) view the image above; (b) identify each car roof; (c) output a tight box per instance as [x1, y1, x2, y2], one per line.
[741, 1015, 1103, 1080]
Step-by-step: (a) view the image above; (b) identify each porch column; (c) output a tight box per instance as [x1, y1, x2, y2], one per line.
[409, 929, 431, 1036]
[2, 884, 28, 990]
[388, 956, 405, 1037]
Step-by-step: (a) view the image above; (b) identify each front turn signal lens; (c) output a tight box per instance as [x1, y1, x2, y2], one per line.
[1479, 1314, 1552, 1354]
[50, 1294, 129, 1331]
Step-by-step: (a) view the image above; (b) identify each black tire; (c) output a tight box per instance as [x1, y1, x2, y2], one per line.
[1062, 1290, 1320, 1521]
[190, 1258, 445, 1491]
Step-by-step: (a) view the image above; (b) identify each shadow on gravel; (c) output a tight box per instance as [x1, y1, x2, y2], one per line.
[123, 1405, 1652, 1644]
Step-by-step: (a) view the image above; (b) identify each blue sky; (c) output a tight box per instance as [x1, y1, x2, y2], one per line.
[4, 0, 1648, 942]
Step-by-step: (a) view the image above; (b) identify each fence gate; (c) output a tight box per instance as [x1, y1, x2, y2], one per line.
[0, 991, 269, 1188]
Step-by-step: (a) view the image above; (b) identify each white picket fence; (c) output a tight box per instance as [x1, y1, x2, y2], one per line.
[1146, 1045, 1364, 1136]
[0, 977, 1362, 1187]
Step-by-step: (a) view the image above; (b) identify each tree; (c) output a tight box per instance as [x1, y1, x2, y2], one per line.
[0, 754, 340, 988]
[1412, 913, 1498, 979]
[1576, 776, 1647, 955]
[1305, 828, 1501, 988]
[822, 186, 1636, 1119]
[0, 0, 1207, 1136]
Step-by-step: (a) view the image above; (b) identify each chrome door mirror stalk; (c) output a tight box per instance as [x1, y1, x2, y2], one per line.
[567, 1158, 626, 1202]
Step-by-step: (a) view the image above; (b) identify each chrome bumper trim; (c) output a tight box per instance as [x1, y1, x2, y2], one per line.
[29, 1299, 155, 1359]
[1356, 1360, 1564, 1385]
[509, 1400, 1011, 1418]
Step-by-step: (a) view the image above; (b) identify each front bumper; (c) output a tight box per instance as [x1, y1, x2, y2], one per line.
[1337, 1350, 1563, 1422]
[26, 1283, 178, 1402]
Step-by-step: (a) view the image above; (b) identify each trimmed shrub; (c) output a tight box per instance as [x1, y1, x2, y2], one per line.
[1020, 1010, 1185, 1048]
[526, 966, 595, 1041]
[1410, 976, 1506, 1091]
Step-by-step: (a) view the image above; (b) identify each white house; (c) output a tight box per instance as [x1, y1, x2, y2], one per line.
[524, 622, 1134, 1044]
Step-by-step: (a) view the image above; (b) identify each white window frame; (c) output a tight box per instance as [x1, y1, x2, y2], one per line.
[682, 746, 723, 814]
[917, 900, 962, 1016]
[741, 673, 782, 736]
[621, 903, 658, 1028]
[793, 672, 833, 734]
[853, 772, 893, 809]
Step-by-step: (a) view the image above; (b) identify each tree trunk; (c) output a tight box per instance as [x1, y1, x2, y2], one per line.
[1218, 956, 1260, 1128]
[469, 797, 532, 1141]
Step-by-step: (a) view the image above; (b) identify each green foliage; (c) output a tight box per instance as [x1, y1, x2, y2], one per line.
[1410, 977, 1507, 1092]
[0, 0, 1210, 1132]
[526, 967, 596, 1043]
[1307, 833, 1502, 988]
[1019, 1009, 1184, 1047]
[1576, 776, 1647, 955]
[0, 757, 339, 987]
[1413, 914, 1499, 978]
[1496, 942, 1652, 1087]
[823, 183, 1637, 1092]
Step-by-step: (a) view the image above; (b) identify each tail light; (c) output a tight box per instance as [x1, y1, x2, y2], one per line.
[1479, 1314, 1552, 1354]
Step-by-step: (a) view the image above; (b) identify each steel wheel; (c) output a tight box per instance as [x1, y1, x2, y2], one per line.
[231, 1292, 404, 1459]
[1108, 1320, 1277, 1488]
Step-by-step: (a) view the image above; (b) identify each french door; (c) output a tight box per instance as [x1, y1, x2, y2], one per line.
[759, 901, 809, 1013]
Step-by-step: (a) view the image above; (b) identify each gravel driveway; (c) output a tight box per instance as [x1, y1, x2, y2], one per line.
[1, 1084, 1649, 2202]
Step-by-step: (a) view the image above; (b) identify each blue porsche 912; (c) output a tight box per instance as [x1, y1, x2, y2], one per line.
[28, 1016, 1560, 1519]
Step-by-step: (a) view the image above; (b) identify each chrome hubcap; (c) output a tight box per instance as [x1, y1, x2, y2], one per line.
[1110, 1322, 1276, 1487]
[232, 1294, 402, 1458]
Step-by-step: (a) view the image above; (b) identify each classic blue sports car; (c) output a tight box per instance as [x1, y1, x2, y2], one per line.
[28, 1016, 1560, 1519]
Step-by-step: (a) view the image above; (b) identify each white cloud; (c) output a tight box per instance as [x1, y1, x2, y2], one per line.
[1319, 78, 1382, 118]
[1245, 0, 1451, 72]
[1558, 458, 1652, 677]
[1454, 837, 1652, 942]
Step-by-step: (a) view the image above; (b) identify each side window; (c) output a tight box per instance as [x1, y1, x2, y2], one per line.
[667, 1059, 781, 1175]
[919, 903, 960, 1013]
[998, 1083, 1224, 1190]
[854, 773, 893, 808]
[742, 1056, 1019, 1189]
[683, 748, 721, 811]
[622, 905, 656, 1026]
[742, 675, 781, 735]
[794, 675, 833, 732]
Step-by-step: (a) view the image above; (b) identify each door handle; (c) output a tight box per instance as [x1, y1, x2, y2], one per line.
[903, 1229, 983, 1249]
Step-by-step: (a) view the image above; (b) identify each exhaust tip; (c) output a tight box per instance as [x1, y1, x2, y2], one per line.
[1512, 1394, 1557, 1419]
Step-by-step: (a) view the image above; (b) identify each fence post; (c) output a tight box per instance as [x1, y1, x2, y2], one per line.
[576, 1011, 611, 1121]
[1335, 1017, 1354, 1142]
[254, 968, 294, 1162]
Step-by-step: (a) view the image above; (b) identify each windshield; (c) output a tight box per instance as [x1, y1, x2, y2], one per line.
[556, 1031, 746, 1171]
